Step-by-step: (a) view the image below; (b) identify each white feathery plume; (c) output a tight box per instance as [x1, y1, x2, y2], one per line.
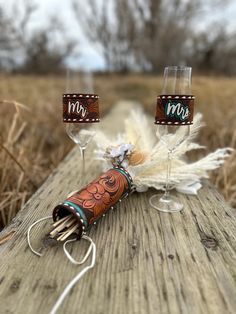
[124, 109, 156, 151]
[94, 107, 233, 195]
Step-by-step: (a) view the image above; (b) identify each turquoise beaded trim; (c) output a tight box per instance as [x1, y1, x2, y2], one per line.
[64, 201, 88, 228]
[113, 167, 133, 189]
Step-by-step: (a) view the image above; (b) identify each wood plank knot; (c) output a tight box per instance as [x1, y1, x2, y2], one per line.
[201, 236, 219, 250]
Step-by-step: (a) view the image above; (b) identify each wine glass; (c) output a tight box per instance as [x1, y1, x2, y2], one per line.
[64, 69, 99, 178]
[149, 66, 195, 213]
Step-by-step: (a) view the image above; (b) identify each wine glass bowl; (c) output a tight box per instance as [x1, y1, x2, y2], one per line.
[157, 124, 190, 153]
[66, 123, 95, 149]
[162, 66, 192, 95]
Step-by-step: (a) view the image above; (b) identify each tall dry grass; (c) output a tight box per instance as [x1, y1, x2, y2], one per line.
[0, 74, 235, 229]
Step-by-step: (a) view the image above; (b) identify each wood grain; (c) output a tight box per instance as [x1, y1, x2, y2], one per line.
[0, 101, 235, 314]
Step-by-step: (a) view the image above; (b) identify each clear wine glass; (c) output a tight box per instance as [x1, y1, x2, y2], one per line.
[64, 69, 97, 178]
[149, 66, 194, 213]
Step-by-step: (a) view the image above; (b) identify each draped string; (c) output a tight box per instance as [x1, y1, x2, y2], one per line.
[27, 217, 96, 314]
[27, 215, 52, 257]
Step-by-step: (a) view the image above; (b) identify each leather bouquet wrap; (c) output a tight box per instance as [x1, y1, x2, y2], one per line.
[53, 167, 133, 239]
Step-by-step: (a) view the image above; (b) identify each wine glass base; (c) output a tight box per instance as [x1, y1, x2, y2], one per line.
[149, 194, 183, 213]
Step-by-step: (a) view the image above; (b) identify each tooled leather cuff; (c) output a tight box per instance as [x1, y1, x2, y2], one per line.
[53, 167, 133, 239]
[63, 93, 100, 123]
[155, 95, 195, 125]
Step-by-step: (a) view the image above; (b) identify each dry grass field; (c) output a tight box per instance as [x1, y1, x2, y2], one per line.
[0, 74, 235, 228]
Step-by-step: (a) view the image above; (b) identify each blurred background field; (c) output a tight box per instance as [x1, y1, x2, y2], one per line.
[0, 0, 236, 228]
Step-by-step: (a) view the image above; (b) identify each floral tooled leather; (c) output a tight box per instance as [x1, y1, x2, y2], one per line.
[67, 169, 130, 224]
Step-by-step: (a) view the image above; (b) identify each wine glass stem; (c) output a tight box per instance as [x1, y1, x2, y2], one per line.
[163, 151, 172, 200]
[80, 147, 85, 178]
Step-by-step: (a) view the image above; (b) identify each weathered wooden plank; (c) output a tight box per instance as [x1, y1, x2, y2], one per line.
[0, 101, 236, 314]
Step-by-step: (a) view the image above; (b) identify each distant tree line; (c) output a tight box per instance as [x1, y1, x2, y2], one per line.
[0, 0, 236, 75]
[0, 0, 75, 74]
[73, 0, 236, 75]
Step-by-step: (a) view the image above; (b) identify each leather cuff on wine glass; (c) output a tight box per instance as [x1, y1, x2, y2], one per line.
[155, 95, 195, 125]
[63, 93, 100, 123]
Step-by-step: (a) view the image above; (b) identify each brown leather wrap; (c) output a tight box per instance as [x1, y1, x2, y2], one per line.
[53, 167, 132, 239]
[155, 95, 194, 125]
[63, 93, 100, 123]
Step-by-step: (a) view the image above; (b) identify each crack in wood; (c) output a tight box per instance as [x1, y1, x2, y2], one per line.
[191, 210, 219, 251]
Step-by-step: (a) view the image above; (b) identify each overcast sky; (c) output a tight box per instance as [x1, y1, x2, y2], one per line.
[1, 0, 236, 70]
[1, 0, 105, 70]
[27, 0, 106, 69]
